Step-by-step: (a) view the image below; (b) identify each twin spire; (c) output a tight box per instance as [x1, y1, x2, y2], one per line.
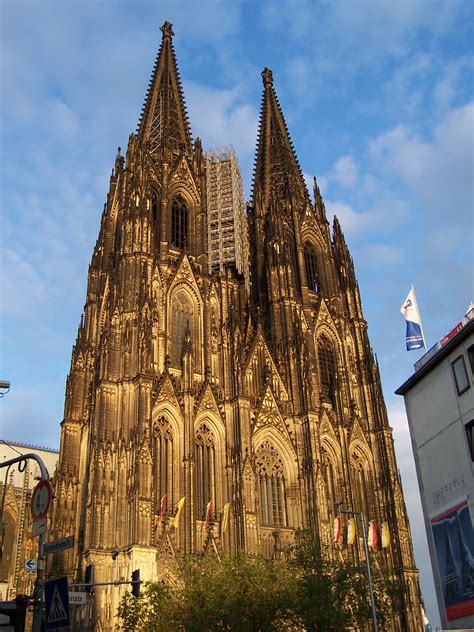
[139, 22, 308, 208]
[138, 21, 192, 157]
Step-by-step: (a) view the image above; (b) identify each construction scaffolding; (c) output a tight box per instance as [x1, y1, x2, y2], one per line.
[205, 147, 249, 287]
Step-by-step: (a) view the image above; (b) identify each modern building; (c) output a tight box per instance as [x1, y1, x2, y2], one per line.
[0, 441, 58, 600]
[49, 21, 423, 630]
[397, 306, 474, 629]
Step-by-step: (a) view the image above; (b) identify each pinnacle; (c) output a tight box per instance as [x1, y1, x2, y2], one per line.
[160, 20, 174, 39]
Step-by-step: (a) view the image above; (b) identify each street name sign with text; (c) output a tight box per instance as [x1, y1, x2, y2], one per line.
[69, 592, 87, 605]
[43, 535, 75, 556]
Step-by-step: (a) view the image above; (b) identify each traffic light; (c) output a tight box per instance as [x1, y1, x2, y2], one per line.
[84, 564, 94, 593]
[131, 569, 140, 597]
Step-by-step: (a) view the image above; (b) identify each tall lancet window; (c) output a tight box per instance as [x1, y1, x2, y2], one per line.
[171, 291, 194, 368]
[256, 440, 288, 527]
[171, 195, 188, 250]
[351, 453, 371, 521]
[195, 423, 216, 520]
[154, 416, 174, 507]
[318, 334, 337, 404]
[321, 446, 337, 504]
[304, 243, 320, 292]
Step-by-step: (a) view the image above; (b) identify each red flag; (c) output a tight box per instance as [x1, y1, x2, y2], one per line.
[205, 499, 213, 529]
[368, 520, 378, 548]
[156, 494, 167, 526]
[333, 515, 342, 544]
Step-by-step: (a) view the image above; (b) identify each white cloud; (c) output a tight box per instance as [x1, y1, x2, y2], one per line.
[184, 80, 259, 158]
[332, 155, 357, 187]
[369, 102, 474, 218]
[1, 249, 45, 317]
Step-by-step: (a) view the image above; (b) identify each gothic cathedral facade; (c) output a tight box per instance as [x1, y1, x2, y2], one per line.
[50, 22, 423, 630]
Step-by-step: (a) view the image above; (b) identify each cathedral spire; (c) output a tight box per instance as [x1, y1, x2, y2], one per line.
[252, 67, 309, 209]
[137, 21, 192, 157]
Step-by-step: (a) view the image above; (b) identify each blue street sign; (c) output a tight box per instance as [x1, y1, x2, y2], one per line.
[44, 576, 70, 630]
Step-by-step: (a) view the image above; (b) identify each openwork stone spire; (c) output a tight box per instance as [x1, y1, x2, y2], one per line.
[137, 21, 192, 157]
[252, 67, 309, 208]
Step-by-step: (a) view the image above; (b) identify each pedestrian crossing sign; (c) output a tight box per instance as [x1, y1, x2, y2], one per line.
[44, 576, 70, 630]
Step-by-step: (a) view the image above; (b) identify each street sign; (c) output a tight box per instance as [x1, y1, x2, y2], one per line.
[44, 576, 70, 630]
[31, 479, 52, 520]
[32, 515, 47, 537]
[43, 535, 74, 556]
[69, 592, 87, 605]
[24, 559, 37, 572]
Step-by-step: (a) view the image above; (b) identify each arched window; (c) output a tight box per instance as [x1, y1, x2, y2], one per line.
[171, 195, 188, 249]
[155, 417, 174, 507]
[256, 441, 288, 527]
[351, 453, 371, 520]
[195, 423, 216, 520]
[151, 191, 159, 224]
[171, 291, 194, 368]
[318, 335, 337, 404]
[304, 243, 320, 292]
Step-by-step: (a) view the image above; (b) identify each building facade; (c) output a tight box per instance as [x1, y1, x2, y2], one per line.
[397, 308, 474, 629]
[0, 442, 58, 601]
[49, 22, 423, 630]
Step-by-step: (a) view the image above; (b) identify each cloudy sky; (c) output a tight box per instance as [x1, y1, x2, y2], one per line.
[1, 0, 473, 625]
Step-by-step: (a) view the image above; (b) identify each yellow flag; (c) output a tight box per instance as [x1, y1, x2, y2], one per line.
[381, 521, 390, 548]
[347, 517, 356, 545]
[221, 503, 230, 537]
[171, 496, 185, 528]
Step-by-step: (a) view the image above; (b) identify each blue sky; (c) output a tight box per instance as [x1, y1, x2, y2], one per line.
[1, 1, 473, 626]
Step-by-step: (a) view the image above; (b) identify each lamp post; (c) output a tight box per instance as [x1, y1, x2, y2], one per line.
[335, 502, 378, 632]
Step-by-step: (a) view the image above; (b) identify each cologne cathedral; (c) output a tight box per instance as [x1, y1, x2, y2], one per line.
[50, 21, 423, 630]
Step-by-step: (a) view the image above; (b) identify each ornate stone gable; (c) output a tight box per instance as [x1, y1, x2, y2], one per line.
[168, 253, 203, 301]
[242, 331, 289, 401]
[152, 372, 182, 412]
[194, 382, 224, 420]
[252, 385, 295, 450]
[168, 154, 200, 197]
[349, 417, 371, 454]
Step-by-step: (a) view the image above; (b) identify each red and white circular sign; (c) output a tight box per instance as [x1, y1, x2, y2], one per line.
[31, 479, 52, 520]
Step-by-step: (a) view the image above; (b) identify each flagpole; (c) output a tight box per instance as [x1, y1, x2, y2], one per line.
[411, 285, 427, 349]
[335, 503, 378, 632]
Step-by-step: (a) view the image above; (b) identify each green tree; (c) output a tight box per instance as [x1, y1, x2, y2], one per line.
[117, 531, 399, 631]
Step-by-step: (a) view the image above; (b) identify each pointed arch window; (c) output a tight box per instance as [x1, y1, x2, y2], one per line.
[195, 423, 216, 520]
[154, 417, 174, 507]
[151, 191, 159, 224]
[171, 195, 188, 250]
[256, 441, 288, 527]
[0, 508, 16, 582]
[351, 453, 371, 521]
[171, 291, 194, 368]
[318, 335, 337, 404]
[304, 243, 320, 292]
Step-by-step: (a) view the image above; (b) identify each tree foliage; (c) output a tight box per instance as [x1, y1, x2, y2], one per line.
[117, 531, 400, 631]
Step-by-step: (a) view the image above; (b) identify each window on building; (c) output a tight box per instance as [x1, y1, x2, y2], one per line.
[151, 192, 159, 224]
[452, 354, 470, 395]
[304, 243, 320, 292]
[467, 345, 474, 377]
[321, 447, 337, 503]
[256, 440, 288, 528]
[171, 292, 194, 368]
[351, 455, 371, 521]
[465, 421, 474, 461]
[318, 335, 337, 404]
[195, 423, 216, 520]
[171, 195, 188, 249]
[155, 417, 174, 507]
